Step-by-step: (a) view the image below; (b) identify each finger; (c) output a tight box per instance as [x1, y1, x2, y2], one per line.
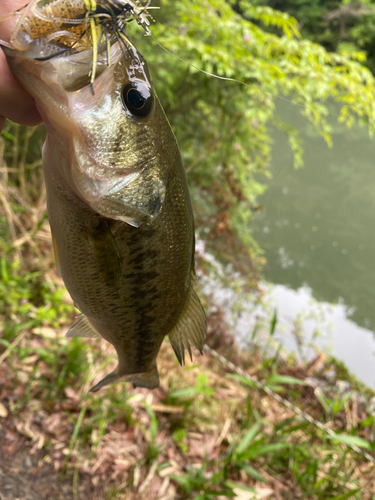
[0, 48, 42, 126]
[0, 1, 43, 125]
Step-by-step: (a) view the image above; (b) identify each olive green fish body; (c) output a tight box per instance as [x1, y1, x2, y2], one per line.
[43, 120, 194, 388]
[5, 35, 206, 390]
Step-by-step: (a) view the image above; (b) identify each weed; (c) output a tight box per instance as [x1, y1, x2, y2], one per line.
[315, 385, 354, 416]
[171, 465, 235, 499]
[172, 428, 188, 453]
[169, 373, 215, 399]
[143, 402, 162, 464]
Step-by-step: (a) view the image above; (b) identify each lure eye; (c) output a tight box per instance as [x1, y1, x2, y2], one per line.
[122, 82, 153, 117]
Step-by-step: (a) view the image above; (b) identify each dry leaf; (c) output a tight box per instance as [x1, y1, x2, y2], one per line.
[64, 387, 80, 401]
[232, 487, 274, 500]
[23, 355, 39, 365]
[32, 327, 57, 338]
[0, 402, 8, 418]
[42, 413, 67, 436]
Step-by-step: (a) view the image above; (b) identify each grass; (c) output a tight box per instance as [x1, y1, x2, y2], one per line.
[1, 121, 375, 499]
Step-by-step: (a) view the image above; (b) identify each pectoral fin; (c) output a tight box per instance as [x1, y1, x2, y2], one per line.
[66, 315, 101, 338]
[168, 287, 207, 365]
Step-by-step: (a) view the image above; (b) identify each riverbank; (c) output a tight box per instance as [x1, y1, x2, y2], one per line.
[1, 238, 375, 499]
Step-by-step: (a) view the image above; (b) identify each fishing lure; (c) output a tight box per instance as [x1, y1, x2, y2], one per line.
[0, 0, 156, 82]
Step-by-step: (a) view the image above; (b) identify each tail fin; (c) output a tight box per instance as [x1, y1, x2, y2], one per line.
[89, 365, 160, 392]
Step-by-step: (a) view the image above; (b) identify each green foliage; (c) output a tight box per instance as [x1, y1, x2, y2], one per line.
[170, 466, 236, 499]
[315, 386, 354, 415]
[143, 402, 163, 463]
[170, 373, 215, 398]
[167, 406, 366, 498]
[326, 433, 371, 449]
[127, 0, 375, 275]
[0, 252, 91, 402]
[0, 256, 72, 338]
[251, 0, 375, 73]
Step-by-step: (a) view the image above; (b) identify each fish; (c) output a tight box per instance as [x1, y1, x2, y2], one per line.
[1, 1, 206, 391]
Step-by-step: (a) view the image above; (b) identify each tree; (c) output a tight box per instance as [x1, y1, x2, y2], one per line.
[250, 0, 375, 73]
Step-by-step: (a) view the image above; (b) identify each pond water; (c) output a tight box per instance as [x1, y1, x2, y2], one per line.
[252, 99, 375, 387]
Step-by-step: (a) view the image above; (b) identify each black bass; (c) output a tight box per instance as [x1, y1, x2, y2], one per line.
[1, 3, 206, 391]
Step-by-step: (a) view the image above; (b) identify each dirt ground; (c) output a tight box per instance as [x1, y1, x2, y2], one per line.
[0, 411, 104, 500]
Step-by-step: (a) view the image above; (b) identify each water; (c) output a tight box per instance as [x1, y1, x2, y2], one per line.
[252, 99, 375, 386]
[264, 285, 375, 387]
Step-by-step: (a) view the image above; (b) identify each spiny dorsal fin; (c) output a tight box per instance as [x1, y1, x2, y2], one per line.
[168, 287, 207, 366]
[65, 315, 101, 338]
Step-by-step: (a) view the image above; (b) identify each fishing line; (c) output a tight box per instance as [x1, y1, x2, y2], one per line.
[149, 33, 351, 121]
[150, 34, 248, 87]
[204, 344, 375, 466]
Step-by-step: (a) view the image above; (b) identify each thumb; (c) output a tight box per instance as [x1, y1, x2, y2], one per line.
[0, 2, 43, 128]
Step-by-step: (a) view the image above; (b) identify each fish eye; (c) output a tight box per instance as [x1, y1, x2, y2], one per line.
[121, 82, 153, 117]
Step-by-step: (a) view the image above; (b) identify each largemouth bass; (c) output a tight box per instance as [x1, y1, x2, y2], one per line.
[1, 4, 206, 391]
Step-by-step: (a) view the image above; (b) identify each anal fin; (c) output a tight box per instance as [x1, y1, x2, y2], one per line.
[66, 315, 101, 338]
[168, 287, 207, 366]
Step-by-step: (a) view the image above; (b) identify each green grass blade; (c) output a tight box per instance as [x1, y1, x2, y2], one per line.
[326, 434, 371, 449]
[235, 423, 261, 455]
[241, 442, 290, 459]
[269, 308, 278, 336]
[226, 481, 255, 493]
[326, 488, 361, 500]
[226, 374, 257, 388]
[236, 462, 265, 482]
[267, 375, 308, 386]
[169, 387, 197, 397]
[64, 403, 87, 467]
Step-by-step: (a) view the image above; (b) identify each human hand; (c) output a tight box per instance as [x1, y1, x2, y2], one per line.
[0, 0, 43, 132]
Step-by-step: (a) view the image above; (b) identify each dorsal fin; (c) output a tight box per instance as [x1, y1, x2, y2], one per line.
[66, 314, 101, 338]
[168, 287, 207, 365]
